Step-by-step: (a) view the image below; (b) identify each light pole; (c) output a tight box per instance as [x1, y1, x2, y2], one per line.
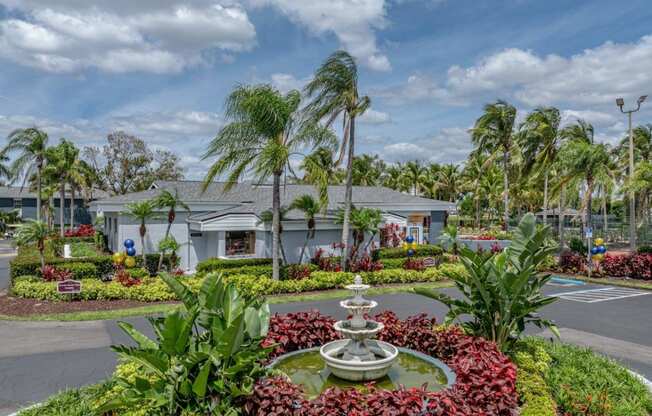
[616, 95, 647, 252]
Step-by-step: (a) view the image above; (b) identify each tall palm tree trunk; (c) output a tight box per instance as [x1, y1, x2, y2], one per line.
[272, 171, 281, 280]
[559, 185, 565, 250]
[475, 197, 481, 230]
[59, 181, 65, 238]
[543, 171, 549, 225]
[602, 187, 608, 236]
[340, 116, 355, 271]
[36, 162, 42, 222]
[299, 228, 311, 264]
[158, 212, 173, 272]
[502, 150, 510, 231]
[139, 222, 147, 267]
[69, 187, 75, 231]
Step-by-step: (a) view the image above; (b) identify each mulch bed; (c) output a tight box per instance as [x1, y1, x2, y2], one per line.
[0, 294, 179, 317]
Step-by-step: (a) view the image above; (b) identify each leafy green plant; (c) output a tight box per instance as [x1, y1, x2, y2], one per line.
[14, 220, 49, 270]
[438, 224, 459, 254]
[569, 237, 587, 254]
[513, 340, 557, 416]
[415, 213, 559, 351]
[98, 273, 271, 415]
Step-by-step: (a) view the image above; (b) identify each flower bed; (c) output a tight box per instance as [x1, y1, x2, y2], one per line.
[247, 310, 518, 415]
[11, 264, 466, 302]
[557, 252, 652, 281]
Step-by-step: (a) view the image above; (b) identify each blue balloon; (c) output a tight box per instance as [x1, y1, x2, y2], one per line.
[591, 246, 599, 255]
[598, 245, 606, 254]
[405, 235, 414, 244]
[126, 247, 136, 257]
[124, 239, 135, 248]
[407, 249, 415, 257]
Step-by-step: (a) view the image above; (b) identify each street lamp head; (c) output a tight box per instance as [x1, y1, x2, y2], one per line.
[638, 95, 647, 104]
[616, 97, 624, 107]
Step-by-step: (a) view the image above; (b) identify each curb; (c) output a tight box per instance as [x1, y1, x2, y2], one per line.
[629, 370, 652, 394]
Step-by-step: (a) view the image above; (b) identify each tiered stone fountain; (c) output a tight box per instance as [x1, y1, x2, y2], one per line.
[319, 275, 399, 381]
[269, 275, 456, 398]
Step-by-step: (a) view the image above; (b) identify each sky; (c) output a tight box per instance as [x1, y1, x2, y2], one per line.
[0, 0, 651, 179]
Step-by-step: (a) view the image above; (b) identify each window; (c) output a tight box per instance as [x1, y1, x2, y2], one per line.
[225, 231, 255, 256]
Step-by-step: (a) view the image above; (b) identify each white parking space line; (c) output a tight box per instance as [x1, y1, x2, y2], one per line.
[551, 287, 651, 303]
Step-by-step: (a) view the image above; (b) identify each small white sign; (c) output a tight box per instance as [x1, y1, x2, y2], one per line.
[585, 227, 593, 238]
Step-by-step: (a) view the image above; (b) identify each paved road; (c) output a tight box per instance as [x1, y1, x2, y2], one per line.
[1, 281, 652, 415]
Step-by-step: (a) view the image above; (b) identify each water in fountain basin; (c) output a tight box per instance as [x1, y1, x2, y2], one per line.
[272, 349, 449, 399]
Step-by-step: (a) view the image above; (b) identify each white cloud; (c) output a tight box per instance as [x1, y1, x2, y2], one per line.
[380, 126, 471, 164]
[376, 34, 652, 109]
[269, 73, 310, 93]
[0, 2, 256, 73]
[0, 111, 223, 178]
[359, 109, 391, 124]
[251, 0, 391, 71]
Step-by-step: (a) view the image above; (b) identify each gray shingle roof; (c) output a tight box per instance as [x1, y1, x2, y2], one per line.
[0, 186, 37, 198]
[94, 180, 454, 216]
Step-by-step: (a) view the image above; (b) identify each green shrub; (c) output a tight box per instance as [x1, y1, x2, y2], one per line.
[57, 262, 98, 280]
[375, 244, 443, 259]
[196, 257, 272, 273]
[135, 253, 179, 276]
[18, 382, 114, 416]
[569, 237, 587, 254]
[513, 340, 557, 416]
[539, 339, 652, 416]
[379, 256, 442, 269]
[125, 267, 150, 280]
[637, 245, 652, 254]
[11, 255, 114, 279]
[70, 242, 98, 257]
[12, 263, 467, 302]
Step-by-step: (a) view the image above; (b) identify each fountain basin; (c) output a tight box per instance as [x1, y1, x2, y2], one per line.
[320, 339, 398, 381]
[269, 346, 455, 399]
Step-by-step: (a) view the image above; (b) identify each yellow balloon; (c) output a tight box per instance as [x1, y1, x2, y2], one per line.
[402, 242, 408, 250]
[594, 238, 604, 246]
[124, 256, 136, 268]
[112, 252, 124, 264]
[593, 253, 604, 261]
[411, 242, 418, 250]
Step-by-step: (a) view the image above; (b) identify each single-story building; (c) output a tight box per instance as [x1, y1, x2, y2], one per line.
[0, 185, 96, 225]
[91, 180, 455, 271]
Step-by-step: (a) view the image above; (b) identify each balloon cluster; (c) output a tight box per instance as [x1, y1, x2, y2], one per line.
[402, 235, 418, 257]
[112, 239, 137, 268]
[590, 238, 607, 262]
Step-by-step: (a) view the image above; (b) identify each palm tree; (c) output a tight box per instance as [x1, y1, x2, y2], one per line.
[462, 154, 487, 229]
[336, 206, 382, 258]
[300, 146, 343, 207]
[289, 194, 322, 264]
[304, 50, 371, 271]
[153, 189, 189, 271]
[558, 120, 611, 235]
[259, 207, 290, 265]
[352, 154, 384, 186]
[472, 100, 517, 230]
[383, 164, 407, 192]
[202, 84, 333, 280]
[402, 160, 427, 196]
[436, 164, 461, 202]
[0, 151, 12, 185]
[15, 219, 49, 270]
[4, 128, 49, 221]
[44, 140, 79, 237]
[519, 107, 562, 226]
[124, 200, 157, 267]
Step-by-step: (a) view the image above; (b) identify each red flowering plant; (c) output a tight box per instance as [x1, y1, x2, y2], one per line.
[629, 254, 652, 280]
[349, 254, 383, 272]
[114, 267, 142, 287]
[311, 248, 342, 272]
[379, 223, 402, 248]
[64, 224, 95, 237]
[601, 253, 632, 277]
[559, 250, 586, 273]
[403, 257, 426, 271]
[247, 311, 519, 416]
[41, 265, 72, 282]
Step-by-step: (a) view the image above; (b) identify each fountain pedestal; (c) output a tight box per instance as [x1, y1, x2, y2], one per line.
[319, 275, 399, 381]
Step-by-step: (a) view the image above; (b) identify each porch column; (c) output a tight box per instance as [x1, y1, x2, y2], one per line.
[429, 211, 445, 243]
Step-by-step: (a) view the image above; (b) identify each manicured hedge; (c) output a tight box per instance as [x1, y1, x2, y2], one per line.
[10, 255, 114, 279]
[513, 340, 557, 416]
[135, 253, 180, 276]
[379, 256, 440, 269]
[57, 262, 99, 280]
[375, 244, 443, 259]
[196, 257, 273, 273]
[11, 263, 467, 302]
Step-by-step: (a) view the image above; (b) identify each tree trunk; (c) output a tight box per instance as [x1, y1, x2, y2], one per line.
[39, 248, 45, 271]
[158, 214, 173, 272]
[543, 171, 549, 226]
[475, 197, 481, 230]
[340, 115, 355, 271]
[586, 178, 593, 233]
[299, 229, 310, 264]
[140, 223, 147, 267]
[36, 160, 42, 222]
[59, 181, 65, 238]
[272, 171, 281, 280]
[602, 186, 608, 236]
[559, 185, 565, 250]
[502, 150, 509, 231]
[69, 186, 75, 231]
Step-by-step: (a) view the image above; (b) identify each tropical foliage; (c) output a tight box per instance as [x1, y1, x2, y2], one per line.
[416, 213, 559, 351]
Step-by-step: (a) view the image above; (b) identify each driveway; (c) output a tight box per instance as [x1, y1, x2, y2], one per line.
[1, 281, 652, 415]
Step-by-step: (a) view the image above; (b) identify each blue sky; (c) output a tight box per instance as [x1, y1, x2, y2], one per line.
[1, 0, 651, 179]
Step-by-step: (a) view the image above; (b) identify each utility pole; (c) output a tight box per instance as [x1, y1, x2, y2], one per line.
[616, 96, 647, 252]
